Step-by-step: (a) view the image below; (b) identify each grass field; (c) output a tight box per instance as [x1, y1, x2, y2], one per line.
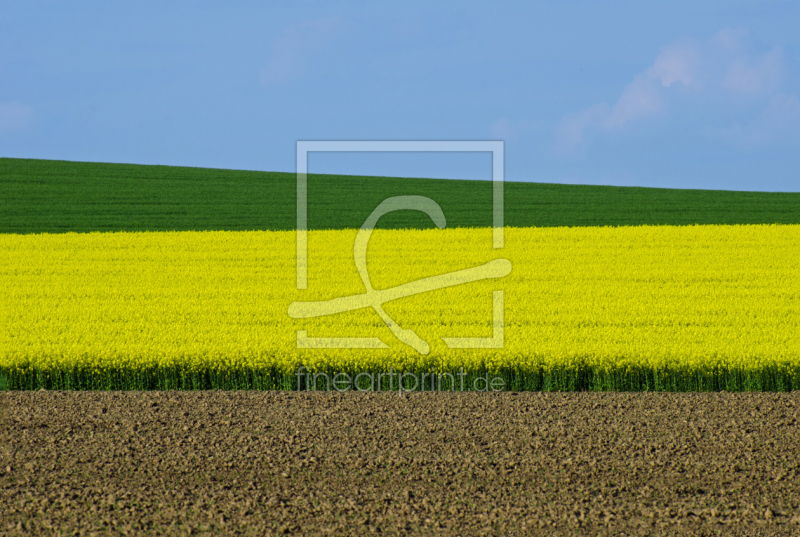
[3, 157, 800, 233]
[2, 157, 799, 392]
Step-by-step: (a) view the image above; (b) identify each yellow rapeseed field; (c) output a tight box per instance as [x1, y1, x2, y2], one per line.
[1, 225, 799, 389]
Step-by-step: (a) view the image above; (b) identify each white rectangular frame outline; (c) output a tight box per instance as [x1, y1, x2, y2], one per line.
[296, 140, 504, 290]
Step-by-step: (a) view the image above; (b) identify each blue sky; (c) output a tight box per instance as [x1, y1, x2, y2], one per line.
[1, 1, 799, 191]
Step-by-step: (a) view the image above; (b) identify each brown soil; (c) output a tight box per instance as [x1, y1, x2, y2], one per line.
[2, 391, 800, 536]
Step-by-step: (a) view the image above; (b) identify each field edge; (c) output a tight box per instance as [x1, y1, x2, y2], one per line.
[3, 365, 799, 392]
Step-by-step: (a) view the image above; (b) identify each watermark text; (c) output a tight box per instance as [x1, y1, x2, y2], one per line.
[295, 367, 505, 392]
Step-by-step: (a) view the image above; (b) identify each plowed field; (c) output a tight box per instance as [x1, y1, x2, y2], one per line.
[3, 391, 800, 536]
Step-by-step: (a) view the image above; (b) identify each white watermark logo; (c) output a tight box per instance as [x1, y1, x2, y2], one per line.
[295, 367, 506, 392]
[289, 141, 509, 354]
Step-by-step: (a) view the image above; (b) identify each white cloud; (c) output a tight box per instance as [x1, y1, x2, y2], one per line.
[710, 93, 800, 148]
[0, 102, 34, 135]
[555, 28, 789, 155]
[605, 74, 664, 129]
[555, 103, 609, 152]
[722, 47, 782, 95]
[647, 40, 701, 88]
[489, 117, 539, 140]
[555, 74, 665, 154]
[260, 17, 345, 87]
[711, 28, 750, 53]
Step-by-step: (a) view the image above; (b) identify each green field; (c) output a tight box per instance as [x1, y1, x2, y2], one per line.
[3, 157, 800, 392]
[2, 157, 800, 233]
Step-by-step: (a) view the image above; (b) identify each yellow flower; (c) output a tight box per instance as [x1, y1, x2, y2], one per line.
[0, 225, 798, 389]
